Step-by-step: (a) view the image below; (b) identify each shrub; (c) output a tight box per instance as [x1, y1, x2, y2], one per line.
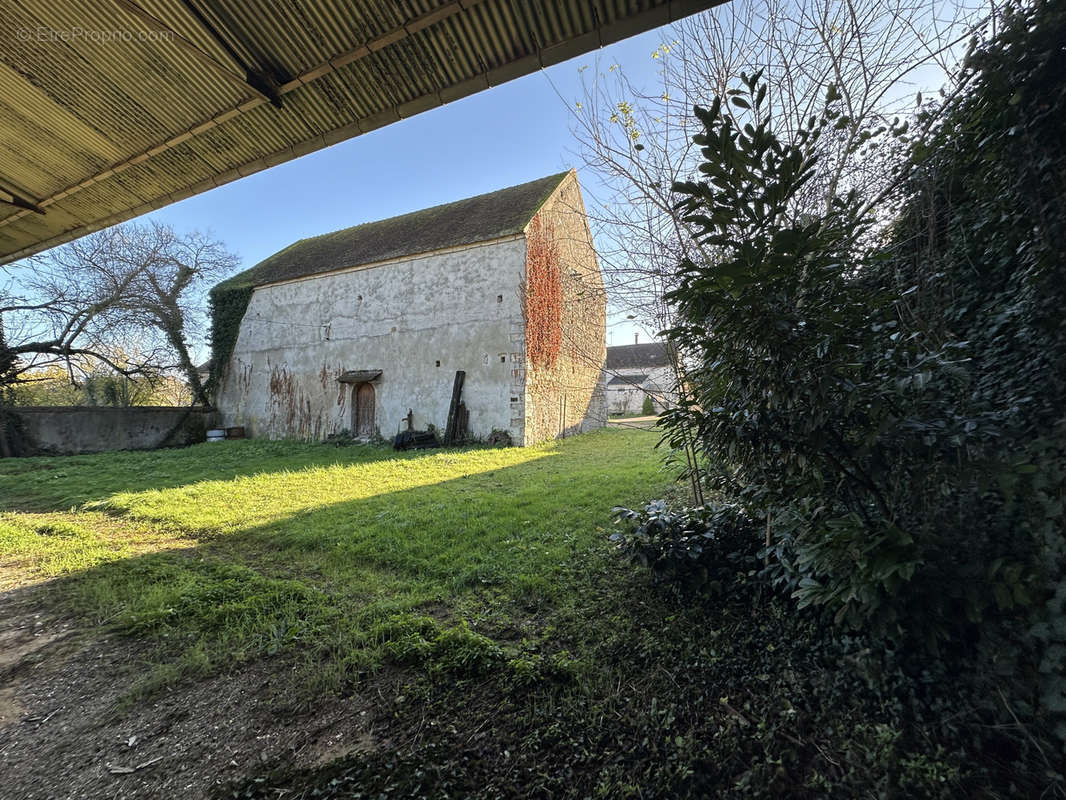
[662, 3, 1066, 643]
[507, 650, 583, 687]
[652, 0, 1065, 765]
[641, 394, 655, 416]
[376, 615, 504, 678]
[427, 623, 503, 677]
[486, 428, 513, 447]
[610, 500, 760, 591]
[373, 613, 441, 665]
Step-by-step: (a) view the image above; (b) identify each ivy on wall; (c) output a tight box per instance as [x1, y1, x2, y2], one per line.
[206, 282, 254, 397]
[523, 215, 563, 370]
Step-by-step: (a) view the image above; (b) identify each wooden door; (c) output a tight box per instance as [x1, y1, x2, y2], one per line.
[354, 382, 375, 437]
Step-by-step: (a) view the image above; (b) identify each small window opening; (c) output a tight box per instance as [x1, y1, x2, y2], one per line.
[357, 294, 363, 302]
[435, 360, 441, 367]
[500, 355, 507, 363]
[496, 294, 503, 303]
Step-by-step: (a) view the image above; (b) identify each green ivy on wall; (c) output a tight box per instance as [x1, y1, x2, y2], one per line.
[206, 282, 254, 398]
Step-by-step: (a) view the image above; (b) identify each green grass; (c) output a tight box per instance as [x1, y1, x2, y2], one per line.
[0, 429, 670, 696]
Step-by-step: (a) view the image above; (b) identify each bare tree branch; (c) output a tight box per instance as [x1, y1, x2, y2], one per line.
[1, 222, 238, 405]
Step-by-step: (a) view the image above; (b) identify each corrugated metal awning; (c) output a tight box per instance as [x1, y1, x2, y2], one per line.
[0, 0, 725, 266]
[338, 369, 382, 384]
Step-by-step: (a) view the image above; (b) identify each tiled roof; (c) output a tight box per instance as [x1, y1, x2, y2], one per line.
[215, 171, 569, 291]
[607, 374, 649, 386]
[605, 342, 671, 370]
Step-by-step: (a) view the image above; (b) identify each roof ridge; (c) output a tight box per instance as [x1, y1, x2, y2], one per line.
[604, 341, 672, 370]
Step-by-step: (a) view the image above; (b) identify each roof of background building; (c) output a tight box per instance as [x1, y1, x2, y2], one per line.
[605, 342, 671, 370]
[215, 171, 569, 291]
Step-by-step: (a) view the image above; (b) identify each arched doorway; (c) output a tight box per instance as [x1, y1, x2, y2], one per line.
[352, 382, 376, 438]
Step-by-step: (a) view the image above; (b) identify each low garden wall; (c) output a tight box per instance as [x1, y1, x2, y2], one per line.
[7, 406, 219, 456]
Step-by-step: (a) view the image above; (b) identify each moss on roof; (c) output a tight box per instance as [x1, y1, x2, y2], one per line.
[215, 171, 571, 292]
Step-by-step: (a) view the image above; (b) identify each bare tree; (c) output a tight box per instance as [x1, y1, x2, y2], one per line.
[568, 0, 986, 328]
[1, 222, 237, 405]
[116, 224, 238, 405]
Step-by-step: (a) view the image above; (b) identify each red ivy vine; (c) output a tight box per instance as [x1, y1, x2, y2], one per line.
[523, 215, 563, 369]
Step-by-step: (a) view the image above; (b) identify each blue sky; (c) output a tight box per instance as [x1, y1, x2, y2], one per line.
[143, 26, 676, 349]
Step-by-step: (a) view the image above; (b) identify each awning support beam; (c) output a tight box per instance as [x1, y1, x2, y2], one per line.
[111, 0, 280, 107]
[0, 186, 44, 215]
[177, 0, 284, 108]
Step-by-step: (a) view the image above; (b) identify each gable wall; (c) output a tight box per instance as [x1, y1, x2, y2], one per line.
[217, 237, 527, 442]
[521, 172, 607, 444]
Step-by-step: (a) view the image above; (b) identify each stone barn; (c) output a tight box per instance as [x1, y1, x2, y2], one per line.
[212, 170, 607, 446]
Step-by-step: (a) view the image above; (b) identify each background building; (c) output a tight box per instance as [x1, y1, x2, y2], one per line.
[604, 341, 677, 415]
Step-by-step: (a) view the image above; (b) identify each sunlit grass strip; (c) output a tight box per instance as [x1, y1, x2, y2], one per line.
[90, 444, 557, 535]
[0, 512, 192, 590]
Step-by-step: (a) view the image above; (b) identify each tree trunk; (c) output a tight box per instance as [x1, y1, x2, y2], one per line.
[157, 304, 208, 406]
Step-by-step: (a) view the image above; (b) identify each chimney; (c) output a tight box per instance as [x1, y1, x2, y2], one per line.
[634, 332, 639, 345]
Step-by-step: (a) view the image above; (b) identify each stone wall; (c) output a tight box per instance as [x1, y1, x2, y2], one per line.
[522, 171, 607, 445]
[217, 237, 529, 443]
[9, 406, 216, 455]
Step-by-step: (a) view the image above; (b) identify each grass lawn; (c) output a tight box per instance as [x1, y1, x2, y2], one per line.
[0, 430, 981, 799]
[1, 430, 670, 697]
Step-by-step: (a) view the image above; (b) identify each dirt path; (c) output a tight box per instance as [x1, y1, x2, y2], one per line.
[607, 415, 659, 429]
[0, 587, 382, 800]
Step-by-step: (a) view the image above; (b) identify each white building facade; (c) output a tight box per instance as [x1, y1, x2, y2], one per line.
[604, 342, 677, 415]
[214, 171, 607, 446]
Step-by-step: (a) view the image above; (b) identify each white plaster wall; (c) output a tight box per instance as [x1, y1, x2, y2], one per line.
[217, 237, 529, 442]
[644, 365, 677, 410]
[606, 365, 677, 415]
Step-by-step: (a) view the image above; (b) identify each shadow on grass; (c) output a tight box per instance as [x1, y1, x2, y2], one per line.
[1, 429, 665, 701]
